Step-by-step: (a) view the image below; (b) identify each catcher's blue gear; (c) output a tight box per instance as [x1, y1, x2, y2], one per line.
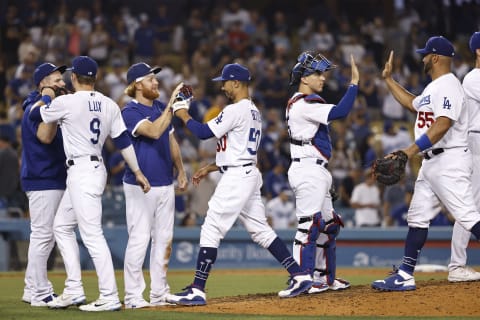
[289, 51, 337, 86]
[296, 212, 325, 274]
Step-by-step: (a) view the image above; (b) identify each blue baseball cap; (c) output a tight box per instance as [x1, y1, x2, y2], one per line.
[416, 36, 455, 57]
[469, 31, 480, 53]
[212, 63, 251, 82]
[126, 62, 162, 84]
[33, 63, 67, 86]
[68, 56, 98, 77]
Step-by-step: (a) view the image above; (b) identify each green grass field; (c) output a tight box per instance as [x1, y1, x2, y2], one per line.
[0, 268, 473, 320]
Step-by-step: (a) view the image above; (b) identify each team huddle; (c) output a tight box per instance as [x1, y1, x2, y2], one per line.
[20, 31, 480, 311]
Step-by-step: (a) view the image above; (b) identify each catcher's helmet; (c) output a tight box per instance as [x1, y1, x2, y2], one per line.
[289, 51, 336, 86]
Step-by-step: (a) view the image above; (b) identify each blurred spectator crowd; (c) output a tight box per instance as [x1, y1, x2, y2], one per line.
[1, 0, 478, 228]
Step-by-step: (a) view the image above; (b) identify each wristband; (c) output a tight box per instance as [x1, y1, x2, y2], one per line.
[41, 95, 52, 105]
[415, 134, 432, 151]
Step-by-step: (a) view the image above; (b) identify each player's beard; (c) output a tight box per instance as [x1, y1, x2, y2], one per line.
[423, 59, 433, 75]
[143, 87, 160, 100]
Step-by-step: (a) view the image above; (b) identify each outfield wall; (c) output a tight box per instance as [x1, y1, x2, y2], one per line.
[1, 218, 479, 271]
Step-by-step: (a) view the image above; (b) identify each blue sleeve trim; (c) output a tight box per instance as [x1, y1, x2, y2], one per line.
[186, 119, 215, 139]
[29, 106, 43, 122]
[113, 131, 132, 149]
[327, 85, 358, 121]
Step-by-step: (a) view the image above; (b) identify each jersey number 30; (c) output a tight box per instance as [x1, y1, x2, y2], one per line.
[90, 118, 101, 144]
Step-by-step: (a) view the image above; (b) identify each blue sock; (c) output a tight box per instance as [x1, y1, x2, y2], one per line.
[470, 221, 480, 240]
[267, 237, 303, 275]
[193, 247, 217, 290]
[399, 227, 428, 275]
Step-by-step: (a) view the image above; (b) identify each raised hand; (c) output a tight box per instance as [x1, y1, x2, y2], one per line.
[350, 54, 359, 85]
[382, 50, 394, 79]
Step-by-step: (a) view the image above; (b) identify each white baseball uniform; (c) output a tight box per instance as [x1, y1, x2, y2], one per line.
[407, 73, 480, 231]
[286, 93, 339, 284]
[201, 98, 277, 249]
[40, 90, 127, 301]
[448, 67, 480, 270]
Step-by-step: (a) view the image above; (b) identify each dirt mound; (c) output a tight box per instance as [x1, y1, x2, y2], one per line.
[166, 280, 480, 317]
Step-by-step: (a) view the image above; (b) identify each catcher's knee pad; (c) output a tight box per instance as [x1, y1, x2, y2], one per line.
[294, 212, 325, 274]
[324, 211, 344, 236]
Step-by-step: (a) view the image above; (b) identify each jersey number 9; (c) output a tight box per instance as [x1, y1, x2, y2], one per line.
[90, 118, 101, 144]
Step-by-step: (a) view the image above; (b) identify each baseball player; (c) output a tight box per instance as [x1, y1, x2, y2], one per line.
[166, 63, 313, 306]
[20, 62, 71, 306]
[447, 31, 480, 282]
[372, 36, 480, 291]
[29, 56, 151, 311]
[121, 62, 188, 309]
[287, 52, 359, 293]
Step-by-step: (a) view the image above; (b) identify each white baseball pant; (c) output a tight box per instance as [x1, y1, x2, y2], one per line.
[449, 133, 480, 270]
[123, 183, 175, 304]
[55, 157, 118, 300]
[24, 189, 63, 303]
[407, 147, 480, 230]
[200, 166, 277, 249]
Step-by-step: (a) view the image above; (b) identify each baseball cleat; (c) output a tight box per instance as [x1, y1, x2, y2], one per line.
[372, 269, 416, 291]
[307, 281, 329, 294]
[78, 298, 121, 312]
[47, 293, 86, 309]
[166, 285, 207, 306]
[328, 278, 351, 291]
[150, 295, 175, 306]
[448, 266, 480, 282]
[278, 272, 313, 298]
[124, 298, 152, 309]
[22, 290, 31, 304]
[30, 293, 57, 307]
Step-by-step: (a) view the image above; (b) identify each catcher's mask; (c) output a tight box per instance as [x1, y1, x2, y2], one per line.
[289, 51, 337, 86]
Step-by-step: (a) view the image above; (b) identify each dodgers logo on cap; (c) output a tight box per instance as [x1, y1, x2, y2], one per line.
[33, 63, 67, 86]
[416, 36, 455, 57]
[126, 63, 162, 84]
[68, 56, 98, 77]
[212, 63, 251, 82]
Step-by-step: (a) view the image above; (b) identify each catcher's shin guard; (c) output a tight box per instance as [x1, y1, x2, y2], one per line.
[314, 211, 344, 285]
[293, 212, 325, 274]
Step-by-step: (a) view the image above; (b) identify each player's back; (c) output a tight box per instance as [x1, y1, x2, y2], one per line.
[209, 99, 262, 166]
[51, 91, 125, 159]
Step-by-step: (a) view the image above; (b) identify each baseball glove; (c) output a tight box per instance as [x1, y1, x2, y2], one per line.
[41, 86, 69, 97]
[175, 84, 193, 102]
[373, 150, 408, 185]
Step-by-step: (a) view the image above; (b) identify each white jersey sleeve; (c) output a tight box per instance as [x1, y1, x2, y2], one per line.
[412, 73, 468, 149]
[463, 69, 480, 132]
[207, 99, 262, 166]
[39, 94, 70, 124]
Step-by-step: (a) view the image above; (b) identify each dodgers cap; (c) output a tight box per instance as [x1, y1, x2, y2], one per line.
[212, 63, 251, 82]
[33, 63, 67, 86]
[67, 56, 98, 77]
[416, 36, 455, 57]
[469, 31, 480, 53]
[126, 62, 162, 84]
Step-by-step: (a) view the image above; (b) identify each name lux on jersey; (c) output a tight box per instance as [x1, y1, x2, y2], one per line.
[89, 101, 101, 112]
